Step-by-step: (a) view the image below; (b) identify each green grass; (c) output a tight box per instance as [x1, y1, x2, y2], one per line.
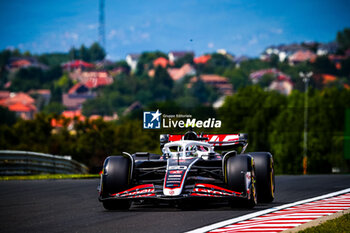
[0, 174, 99, 180]
[298, 212, 350, 233]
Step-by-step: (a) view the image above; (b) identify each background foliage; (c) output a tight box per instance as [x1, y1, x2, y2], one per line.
[1, 28, 350, 173]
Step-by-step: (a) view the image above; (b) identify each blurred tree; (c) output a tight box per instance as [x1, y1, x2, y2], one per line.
[89, 42, 106, 61]
[10, 67, 45, 92]
[198, 53, 234, 75]
[69, 47, 79, 60]
[269, 54, 279, 67]
[224, 68, 251, 91]
[189, 78, 219, 104]
[79, 45, 90, 62]
[259, 73, 275, 88]
[6, 114, 52, 152]
[0, 49, 11, 67]
[340, 57, 350, 77]
[151, 66, 174, 101]
[174, 53, 194, 67]
[23, 51, 32, 57]
[83, 97, 112, 116]
[0, 106, 17, 126]
[54, 73, 73, 92]
[42, 102, 65, 115]
[136, 51, 167, 75]
[37, 53, 70, 67]
[336, 28, 350, 54]
[113, 60, 131, 74]
[0, 50, 11, 88]
[312, 56, 337, 75]
[239, 59, 270, 74]
[10, 65, 63, 92]
[46, 65, 63, 82]
[219, 86, 286, 155]
[269, 91, 304, 174]
[12, 49, 21, 57]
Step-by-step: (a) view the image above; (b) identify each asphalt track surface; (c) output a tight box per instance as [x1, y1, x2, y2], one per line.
[1, 175, 350, 233]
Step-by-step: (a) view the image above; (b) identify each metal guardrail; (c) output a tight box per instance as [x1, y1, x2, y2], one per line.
[0, 150, 89, 175]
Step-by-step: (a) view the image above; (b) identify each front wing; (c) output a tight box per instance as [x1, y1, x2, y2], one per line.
[99, 183, 248, 201]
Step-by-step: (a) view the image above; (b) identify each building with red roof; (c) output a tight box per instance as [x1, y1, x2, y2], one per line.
[28, 89, 51, 106]
[249, 68, 291, 84]
[322, 74, 337, 85]
[268, 80, 293, 95]
[68, 83, 89, 94]
[8, 102, 36, 112]
[194, 55, 211, 64]
[11, 59, 31, 68]
[153, 57, 173, 68]
[62, 60, 95, 70]
[61, 110, 85, 121]
[8, 57, 48, 71]
[51, 110, 86, 129]
[0, 92, 35, 106]
[0, 91, 10, 100]
[83, 71, 113, 88]
[167, 64, 196, 81]
[0, 92, 37, 119]
[249, 69, 293, 95]
[288, 50, 317, 65]
[69, 70, 113, 88]
[8, 102, 36, 120]
[63, 84, 96, 111]
[189, 74, 233, 96]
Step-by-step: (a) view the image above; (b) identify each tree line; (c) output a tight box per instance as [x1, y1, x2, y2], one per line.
[1, 86, 349, 174]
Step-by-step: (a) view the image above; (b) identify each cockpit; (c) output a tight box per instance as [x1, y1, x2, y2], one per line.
[162, 140, 215, 159]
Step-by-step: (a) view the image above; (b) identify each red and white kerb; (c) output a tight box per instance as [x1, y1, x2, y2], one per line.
[209, 193, 350, 233]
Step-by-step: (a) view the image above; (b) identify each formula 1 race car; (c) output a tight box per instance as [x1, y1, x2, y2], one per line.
[98, 130, 275, 210]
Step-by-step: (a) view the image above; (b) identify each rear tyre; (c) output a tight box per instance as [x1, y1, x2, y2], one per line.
[249, 152, 275, 203]
[226, 154, 257, 209]
[100, 155, 132, 210]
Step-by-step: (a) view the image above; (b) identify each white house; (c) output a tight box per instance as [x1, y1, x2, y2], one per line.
[126, 54, 140, 71]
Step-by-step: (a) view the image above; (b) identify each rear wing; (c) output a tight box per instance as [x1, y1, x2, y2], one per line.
[160, 133, 248, 148]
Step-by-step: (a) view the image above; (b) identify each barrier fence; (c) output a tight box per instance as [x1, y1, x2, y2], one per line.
[0, 150, 89, 175]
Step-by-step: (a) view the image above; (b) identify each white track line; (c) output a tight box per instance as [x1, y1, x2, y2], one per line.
[185, 187, 350, 233]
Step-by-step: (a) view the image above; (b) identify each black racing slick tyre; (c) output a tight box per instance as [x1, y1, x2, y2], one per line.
[100, 155, 132, 210]
[225, 154, 257, 209]
[249, 152, 275, 203]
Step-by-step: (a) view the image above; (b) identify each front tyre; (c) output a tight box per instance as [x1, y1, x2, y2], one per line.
[226, 154, 257, 209]
[100, 155, 132, 210]
[249, 152, 275, 203]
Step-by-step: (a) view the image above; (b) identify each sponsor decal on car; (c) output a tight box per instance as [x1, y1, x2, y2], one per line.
[169, 170, 183, 174]
[191, 183, 243, 197]
[168, 165, 187, 170]
[167, 134, 241, 146]
[168, 175, 182, 178]
[112, 184, 156, 198]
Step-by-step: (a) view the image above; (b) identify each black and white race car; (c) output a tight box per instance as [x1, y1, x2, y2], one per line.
[98, 130, 275, 210]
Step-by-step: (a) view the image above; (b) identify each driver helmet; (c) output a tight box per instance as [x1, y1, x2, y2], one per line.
[183, 131, 197, 140]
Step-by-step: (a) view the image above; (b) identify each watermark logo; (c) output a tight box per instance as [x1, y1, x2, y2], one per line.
[143, 109, 162, 129]
[143, 110, 222, 129]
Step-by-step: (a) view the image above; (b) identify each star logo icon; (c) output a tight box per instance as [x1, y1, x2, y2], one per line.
[143, 110, 162, 129]
[151, 109, 161, 122]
